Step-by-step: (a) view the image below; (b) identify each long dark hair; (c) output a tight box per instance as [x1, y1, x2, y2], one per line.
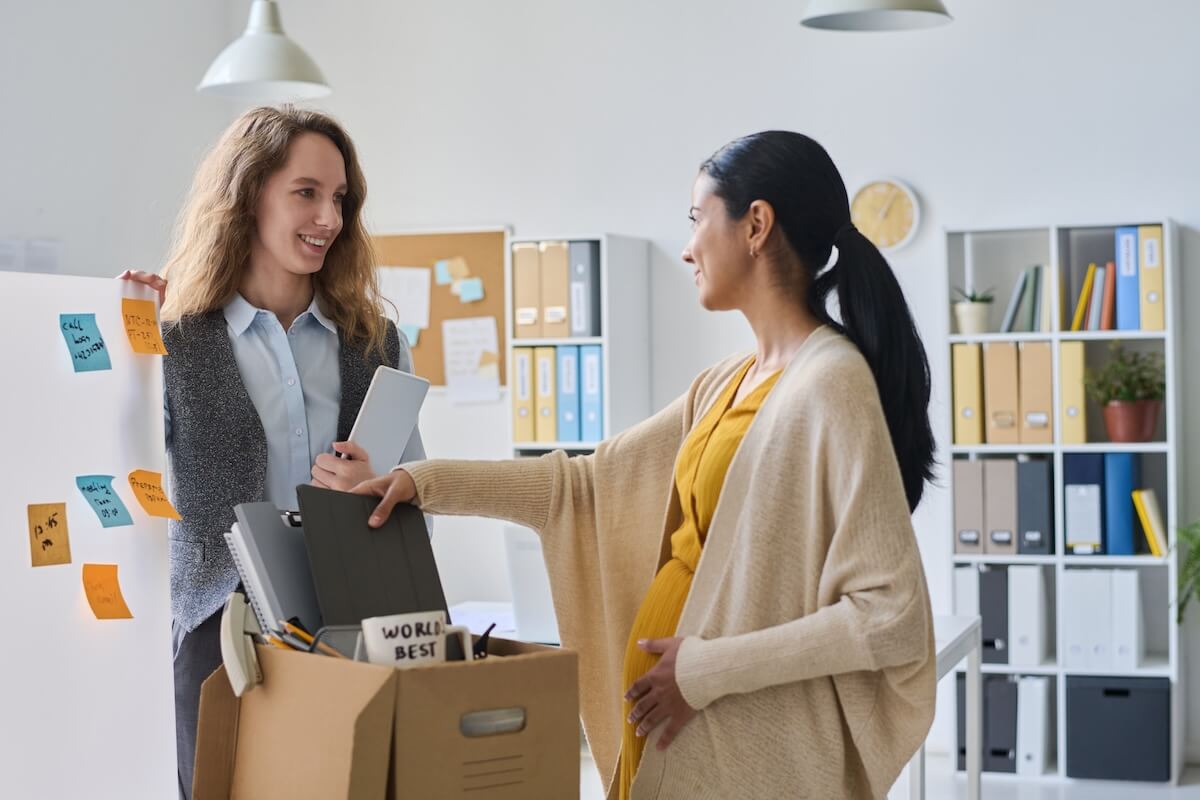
[700, 131, 935, 511]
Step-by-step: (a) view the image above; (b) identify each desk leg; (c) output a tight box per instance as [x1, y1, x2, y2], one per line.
[966, 633, 981, 800]
[908, 743, 925, 800]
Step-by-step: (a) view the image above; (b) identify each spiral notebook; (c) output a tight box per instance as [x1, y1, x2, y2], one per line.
[223, 502, 323, 635]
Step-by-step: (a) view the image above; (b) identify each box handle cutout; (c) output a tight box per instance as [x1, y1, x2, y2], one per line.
[461, 707, 527, 737]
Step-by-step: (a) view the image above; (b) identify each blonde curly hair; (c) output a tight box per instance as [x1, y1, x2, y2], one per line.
[161, 105, 387, 355]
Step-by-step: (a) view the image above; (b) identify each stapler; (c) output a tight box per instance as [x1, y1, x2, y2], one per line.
[219, 591, 263, 696]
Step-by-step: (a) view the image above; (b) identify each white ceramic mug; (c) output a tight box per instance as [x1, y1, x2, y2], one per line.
[360, 610, 472, 669]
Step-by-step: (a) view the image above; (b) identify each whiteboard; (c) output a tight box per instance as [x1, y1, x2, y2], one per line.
[0, 273, 175, 798]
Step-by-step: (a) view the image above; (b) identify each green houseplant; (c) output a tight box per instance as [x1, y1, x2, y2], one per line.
[1084, 342, 1164, 442]
[1175, 520, 1200, 623]
[952, 286, 994, 335]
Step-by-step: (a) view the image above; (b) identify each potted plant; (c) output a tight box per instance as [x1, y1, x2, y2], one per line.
[1084, 341, 1165, 442]
[1174, 519, 1200, 623]
[952, 286, 994, 335]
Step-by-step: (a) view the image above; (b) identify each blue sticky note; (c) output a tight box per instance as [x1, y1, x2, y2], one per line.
[434, 260, 453, 285]
[59, 313, 112, 372]
[399, 324, 421, 347]
[458, 278, 485, 303]
[76, 475, 134, 528]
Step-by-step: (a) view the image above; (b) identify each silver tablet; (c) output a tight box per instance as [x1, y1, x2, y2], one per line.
[347, 365, 430, 471]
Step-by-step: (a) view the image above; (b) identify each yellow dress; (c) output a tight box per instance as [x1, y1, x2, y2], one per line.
[618, 357, 781, 799]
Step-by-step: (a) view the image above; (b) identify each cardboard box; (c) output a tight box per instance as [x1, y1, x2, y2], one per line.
[194, 638, 579, 799]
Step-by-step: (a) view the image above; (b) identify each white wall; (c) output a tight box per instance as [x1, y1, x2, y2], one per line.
[7, 0, 1198, 760]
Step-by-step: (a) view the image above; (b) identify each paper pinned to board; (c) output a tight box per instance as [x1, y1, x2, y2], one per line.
[59, 313, 112, 372]
[378, 266, 431, 330]
[82, 564, 133, 619]
[442, 316, 500, 404]
[458, 277, 485, 303]
[121, 298, 168, 355]
[28, 503, 71, 567]
[76, 475, 134, 528]
[127, 470, 182, 520]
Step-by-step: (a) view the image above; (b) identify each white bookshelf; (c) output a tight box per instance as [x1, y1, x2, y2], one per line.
[945, 221, 1184, 784]
[505, 233, 652, 452]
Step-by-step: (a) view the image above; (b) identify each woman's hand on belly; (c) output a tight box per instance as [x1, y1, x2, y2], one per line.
[625, 636, 697, 751]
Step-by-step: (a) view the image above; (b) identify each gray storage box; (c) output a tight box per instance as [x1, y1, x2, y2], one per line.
[1066, 675, 1170, 781]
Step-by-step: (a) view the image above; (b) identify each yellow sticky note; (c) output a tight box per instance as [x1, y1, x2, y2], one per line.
[121, 298, 169, 355]
[127, 470, 182, 520]
[445, 257, 470, 280]
[28, 503, 71, 567]
[478, 350, 500, 368]
[82, 564, 133, 619]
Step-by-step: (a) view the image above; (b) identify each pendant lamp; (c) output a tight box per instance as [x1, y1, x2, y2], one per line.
[198, 0, 330, 100]
[801, 0, 952, 31]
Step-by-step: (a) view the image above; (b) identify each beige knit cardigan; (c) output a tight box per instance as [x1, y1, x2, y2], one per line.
[404, 326, 935, 799]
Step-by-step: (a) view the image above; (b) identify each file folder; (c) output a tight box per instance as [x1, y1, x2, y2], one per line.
[1059, 341, 1087, 444]
[979, 565, 1008, 664]
[580, 344, 603, 442]
[556, 346, 580, 442]
[1016, 676, 1052, 777]
[953, 459, 984, 555]
[952, 343, 984, 445]
[1103, 452, 1140, 556]
[1064, 453, 1105, 554]
[983, 459, 1018, 555]
[983, 342, 1020, 444]
[512, 243, 542, 339]
[568, 241, 602, 337]
[1017, 341, 1052, 444]
[1007, 565, 1047, 666]
[539, 241, 571, 338]
[1016, 459, 1052, 554]
[984, 675, 1018, 773]
[1139, 224, 1165, 330]
[1115, 225, 1140, 330]
[1112, 568, 1143, 670]
[533, 347, 557, 443]
[1062, 569, 1111, 670]
[511, 347, 535, 442]
[954, 565, 980, 617]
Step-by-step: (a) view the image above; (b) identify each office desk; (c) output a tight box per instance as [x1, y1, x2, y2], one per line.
[909, 614, 981, 800]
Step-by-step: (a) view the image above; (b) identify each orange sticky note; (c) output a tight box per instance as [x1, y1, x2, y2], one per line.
[478, 350, 500, 368]
[127, 470, 182, 520]
[27, 503, 71, 567]
[82, 564, 133, 619]
[445, 256, 471, 280]
[121, 298, 169, 355]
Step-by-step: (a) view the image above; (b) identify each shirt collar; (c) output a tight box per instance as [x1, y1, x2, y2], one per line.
[222, 292, 338, 337]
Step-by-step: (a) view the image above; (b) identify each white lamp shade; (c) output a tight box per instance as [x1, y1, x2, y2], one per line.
[801, 0, 952, 31]
[198, 1, 330, 100]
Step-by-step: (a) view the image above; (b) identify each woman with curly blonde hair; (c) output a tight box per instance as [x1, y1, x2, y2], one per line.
[123, 105, 425, 798]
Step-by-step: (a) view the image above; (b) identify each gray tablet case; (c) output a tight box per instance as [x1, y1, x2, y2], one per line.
[295, 484, 448, 627]
[229, 502, 324, 635]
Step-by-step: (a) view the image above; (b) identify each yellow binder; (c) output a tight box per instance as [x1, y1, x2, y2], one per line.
[534, 346, 557, 442]
[539, 242, 571, 339]
[1059, 341, 1087, 444]
[952, 343, 984, 445]
[511, 347, 535, 442]
[512, 243, 542, 339]
[983, 342, 1020, 444]
[1131, 490, 1162, 557]
[1018, 341, 1053, 444]
[1138, 225, 1165, 330]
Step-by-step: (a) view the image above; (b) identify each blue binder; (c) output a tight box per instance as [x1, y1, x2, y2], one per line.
[1115, 226, 1140, 330]
[1103, 453, 1140, 556]
[556, 346, 580, 442]
[580, 345, 603, 442]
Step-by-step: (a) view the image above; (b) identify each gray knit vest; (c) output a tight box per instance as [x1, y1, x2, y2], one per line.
[163, 311, 401, 631]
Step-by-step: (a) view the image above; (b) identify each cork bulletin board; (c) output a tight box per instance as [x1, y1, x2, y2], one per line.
[372, 229, 508, 386]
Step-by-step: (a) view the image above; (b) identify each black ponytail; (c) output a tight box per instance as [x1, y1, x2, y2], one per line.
[700, 131, 935, 511]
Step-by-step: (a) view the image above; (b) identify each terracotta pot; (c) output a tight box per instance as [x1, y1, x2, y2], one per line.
[1103, 399, 1162, 443]
[953, 301, 991, 335]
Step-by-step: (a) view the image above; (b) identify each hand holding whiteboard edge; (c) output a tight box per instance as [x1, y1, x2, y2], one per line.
[339, 366, 430, 467]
